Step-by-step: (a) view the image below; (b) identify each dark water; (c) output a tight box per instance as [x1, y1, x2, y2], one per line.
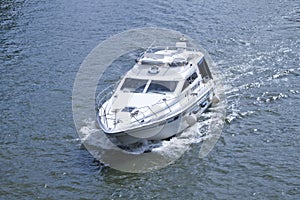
[1, 0, 299, 199]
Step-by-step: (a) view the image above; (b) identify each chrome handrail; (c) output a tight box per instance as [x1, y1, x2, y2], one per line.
[96, 84, 115, 108]
[97, 89, 198, 128]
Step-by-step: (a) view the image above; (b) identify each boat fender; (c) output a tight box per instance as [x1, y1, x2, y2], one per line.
[212, 95, 220, 104]
[185, 114, 197, 126]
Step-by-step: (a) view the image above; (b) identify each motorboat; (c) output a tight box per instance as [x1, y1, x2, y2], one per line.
[97, 40, 218, 145]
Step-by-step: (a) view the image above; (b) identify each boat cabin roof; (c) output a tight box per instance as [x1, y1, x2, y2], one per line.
[129, 49, 204, 81]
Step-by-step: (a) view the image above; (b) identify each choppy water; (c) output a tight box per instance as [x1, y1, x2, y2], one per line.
[1, 0, 299, 199]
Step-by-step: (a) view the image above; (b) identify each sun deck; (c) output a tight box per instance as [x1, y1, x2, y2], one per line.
[129, 49, 204, 81]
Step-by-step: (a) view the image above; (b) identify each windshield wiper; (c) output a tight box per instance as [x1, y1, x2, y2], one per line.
[148, 91, 166, 95]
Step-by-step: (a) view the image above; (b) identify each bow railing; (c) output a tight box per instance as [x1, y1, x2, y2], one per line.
[96, 87, 201, 129]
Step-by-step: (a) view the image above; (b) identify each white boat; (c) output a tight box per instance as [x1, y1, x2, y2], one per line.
[97, 40, 218, 145]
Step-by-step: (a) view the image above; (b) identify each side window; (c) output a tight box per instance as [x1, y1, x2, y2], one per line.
[182, 72, 198, 91]
[188, 72, 198, 84]
[197, 58, 213, 82]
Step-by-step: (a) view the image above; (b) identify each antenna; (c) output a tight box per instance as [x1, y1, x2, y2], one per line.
[145, 41, 155, 53]
[176, 35, 188, 49]
[179, 35, 187, 42]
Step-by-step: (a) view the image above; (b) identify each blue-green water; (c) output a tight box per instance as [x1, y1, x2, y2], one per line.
[1, 0, 299, 199]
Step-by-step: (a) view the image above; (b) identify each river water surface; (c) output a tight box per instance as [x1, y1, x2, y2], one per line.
[1, 0, 299, 199]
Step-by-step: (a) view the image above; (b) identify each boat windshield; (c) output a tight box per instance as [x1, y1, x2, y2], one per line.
[121, 78, 148, 93]
[146, 80, 178, 94]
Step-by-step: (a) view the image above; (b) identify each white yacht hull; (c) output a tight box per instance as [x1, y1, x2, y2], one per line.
[98, 90, 213, 145]
[105, 115, 182, 145]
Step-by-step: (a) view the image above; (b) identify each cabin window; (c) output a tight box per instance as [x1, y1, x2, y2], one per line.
[197, 58, 212, 82]
[146, 80, 178, 94]
[182, 72, 198, 91]
[121, 78, 148, 93]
